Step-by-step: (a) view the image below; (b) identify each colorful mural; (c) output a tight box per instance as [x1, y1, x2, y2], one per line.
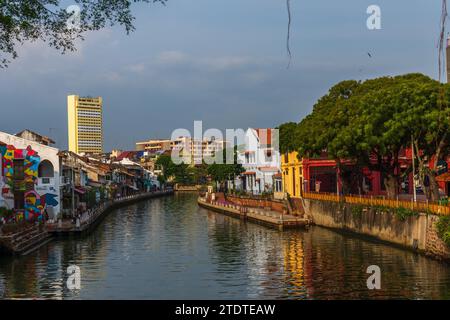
[24, 191, 44, 221]
[0, 144, 44, 221]
[0, 145, 40, 189]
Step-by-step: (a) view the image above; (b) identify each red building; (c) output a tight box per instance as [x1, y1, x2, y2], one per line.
[302, 148, 415, 196]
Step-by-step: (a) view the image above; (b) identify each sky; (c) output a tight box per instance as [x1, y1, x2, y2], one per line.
[0, 0, 443, 151]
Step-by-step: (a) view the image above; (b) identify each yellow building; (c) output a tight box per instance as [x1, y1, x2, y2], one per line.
[67, 95, 103, 154]
[281, 151, 303, 198]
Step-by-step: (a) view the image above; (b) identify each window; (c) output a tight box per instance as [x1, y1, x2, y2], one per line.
[38, 160, 54, 178]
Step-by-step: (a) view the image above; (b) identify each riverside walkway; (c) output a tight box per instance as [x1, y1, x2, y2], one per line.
[48, 190, 173, 234]
[198, 196, 310, 230]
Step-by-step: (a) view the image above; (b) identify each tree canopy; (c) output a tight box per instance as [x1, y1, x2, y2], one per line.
[280, 73, 450, 200]
[0, 0, 166, 67]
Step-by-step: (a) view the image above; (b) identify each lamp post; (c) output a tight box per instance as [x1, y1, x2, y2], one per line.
[411, 134, 417, 202]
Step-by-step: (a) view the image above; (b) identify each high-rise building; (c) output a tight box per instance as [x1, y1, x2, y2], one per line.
[67, 95, 103, 154]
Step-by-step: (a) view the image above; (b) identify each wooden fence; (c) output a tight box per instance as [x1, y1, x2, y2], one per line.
[302, 192, 450, 216]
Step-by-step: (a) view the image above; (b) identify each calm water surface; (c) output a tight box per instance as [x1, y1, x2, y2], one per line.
[0, 193, 449, 299]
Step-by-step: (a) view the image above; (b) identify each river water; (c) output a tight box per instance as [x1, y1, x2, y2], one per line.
[0, 193, 449, 299]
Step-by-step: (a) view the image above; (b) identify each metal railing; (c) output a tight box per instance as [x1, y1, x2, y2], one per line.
[302, 192, 450, 216]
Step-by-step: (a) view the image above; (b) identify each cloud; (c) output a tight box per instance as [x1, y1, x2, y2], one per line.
[156, 50, 188, 65]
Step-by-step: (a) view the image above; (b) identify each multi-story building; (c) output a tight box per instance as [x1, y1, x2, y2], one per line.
[0, 130, 61, 221]
[138, 136, 227, 165]
[67, 95, 103, 154]
[236, 128, 281, 194]
[135, 139, 172, 152]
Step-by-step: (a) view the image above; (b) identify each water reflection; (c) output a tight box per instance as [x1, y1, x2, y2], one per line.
[0, 193, 449, 299]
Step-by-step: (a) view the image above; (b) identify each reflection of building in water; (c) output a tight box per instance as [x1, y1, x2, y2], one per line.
[282, 233, 305, 295]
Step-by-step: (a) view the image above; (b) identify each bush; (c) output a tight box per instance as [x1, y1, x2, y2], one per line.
[0, 207, 13, 218]
[351, 205, 364, 217]
[436, 216, 450, 247]
[394, 207, 419, 221]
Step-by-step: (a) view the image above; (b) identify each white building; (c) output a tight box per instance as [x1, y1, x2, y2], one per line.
[0, 131, 61, 220]
[236, 128, 280, 194]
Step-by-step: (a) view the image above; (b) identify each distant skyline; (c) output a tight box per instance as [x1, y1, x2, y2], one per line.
[0, 0, 444, 151]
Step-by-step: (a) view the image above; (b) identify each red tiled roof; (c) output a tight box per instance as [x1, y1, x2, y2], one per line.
[243, 171, 256, 175]
[116, 151, 135, 161]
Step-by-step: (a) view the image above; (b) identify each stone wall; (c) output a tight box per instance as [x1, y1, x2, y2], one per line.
[303, 198, 450, 262]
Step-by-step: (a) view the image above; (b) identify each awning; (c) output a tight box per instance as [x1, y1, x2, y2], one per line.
[243, 171, 256, 175]
[74, 187, 86, 194]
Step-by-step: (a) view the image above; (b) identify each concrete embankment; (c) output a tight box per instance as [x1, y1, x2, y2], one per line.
[303, 198, 450, 262]
[198, 197, 309, 230]
[48, 190, 174, 235]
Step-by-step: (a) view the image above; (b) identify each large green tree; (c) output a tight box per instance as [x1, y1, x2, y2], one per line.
[284, 73, 450, 200]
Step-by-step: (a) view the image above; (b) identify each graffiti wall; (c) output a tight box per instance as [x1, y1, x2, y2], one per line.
[0, 144, 58, 221]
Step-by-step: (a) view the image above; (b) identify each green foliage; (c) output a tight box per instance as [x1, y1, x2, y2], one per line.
[351, 205, 364, 217]
[278, 73, 450, 199]
[436, 216, 450, 247]
[0, 207, 13, 218]
[0, 0, 167, 67]
[278, 122, 299, 154]
[207, 147, 244, 184]
[394, 207, 419, 221]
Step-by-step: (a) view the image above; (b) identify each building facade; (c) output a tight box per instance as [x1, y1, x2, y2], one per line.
[0, 131, 61, 221]
[236, 128, 280, 194]
[67, 95, 103, 154]
[281, 151, 303, 198]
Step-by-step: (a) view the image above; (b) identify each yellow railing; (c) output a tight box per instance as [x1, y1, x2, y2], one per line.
[302, 192, 450, 216]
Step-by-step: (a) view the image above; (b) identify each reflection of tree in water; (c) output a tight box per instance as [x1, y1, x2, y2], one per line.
[302, 227, 450, 299]
[207, 213, 246, 270]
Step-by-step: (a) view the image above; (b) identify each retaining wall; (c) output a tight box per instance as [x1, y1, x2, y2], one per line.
[303, 198, 450, 262]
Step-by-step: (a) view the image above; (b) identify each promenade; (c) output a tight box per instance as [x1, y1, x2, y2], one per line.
[198, 196, 310, 230]
[48, 190, 173, 234]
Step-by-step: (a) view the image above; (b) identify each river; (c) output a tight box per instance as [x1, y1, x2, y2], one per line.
[0, 193, 449, 299]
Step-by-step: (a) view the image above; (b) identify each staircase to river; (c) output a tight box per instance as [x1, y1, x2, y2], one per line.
[0, 224, 51, 255]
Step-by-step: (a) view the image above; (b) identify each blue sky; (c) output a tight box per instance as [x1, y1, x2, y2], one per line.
[0, 0, 443, 151]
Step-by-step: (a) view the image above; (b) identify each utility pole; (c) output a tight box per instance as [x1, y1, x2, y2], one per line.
[411, 134, 417, 202]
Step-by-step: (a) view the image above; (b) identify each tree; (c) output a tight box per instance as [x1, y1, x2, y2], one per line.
[207, 147, 244, 192]
[278, 122, 298, 154]
[286, 73, 450, 199]
[0, 0, 166, 67]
